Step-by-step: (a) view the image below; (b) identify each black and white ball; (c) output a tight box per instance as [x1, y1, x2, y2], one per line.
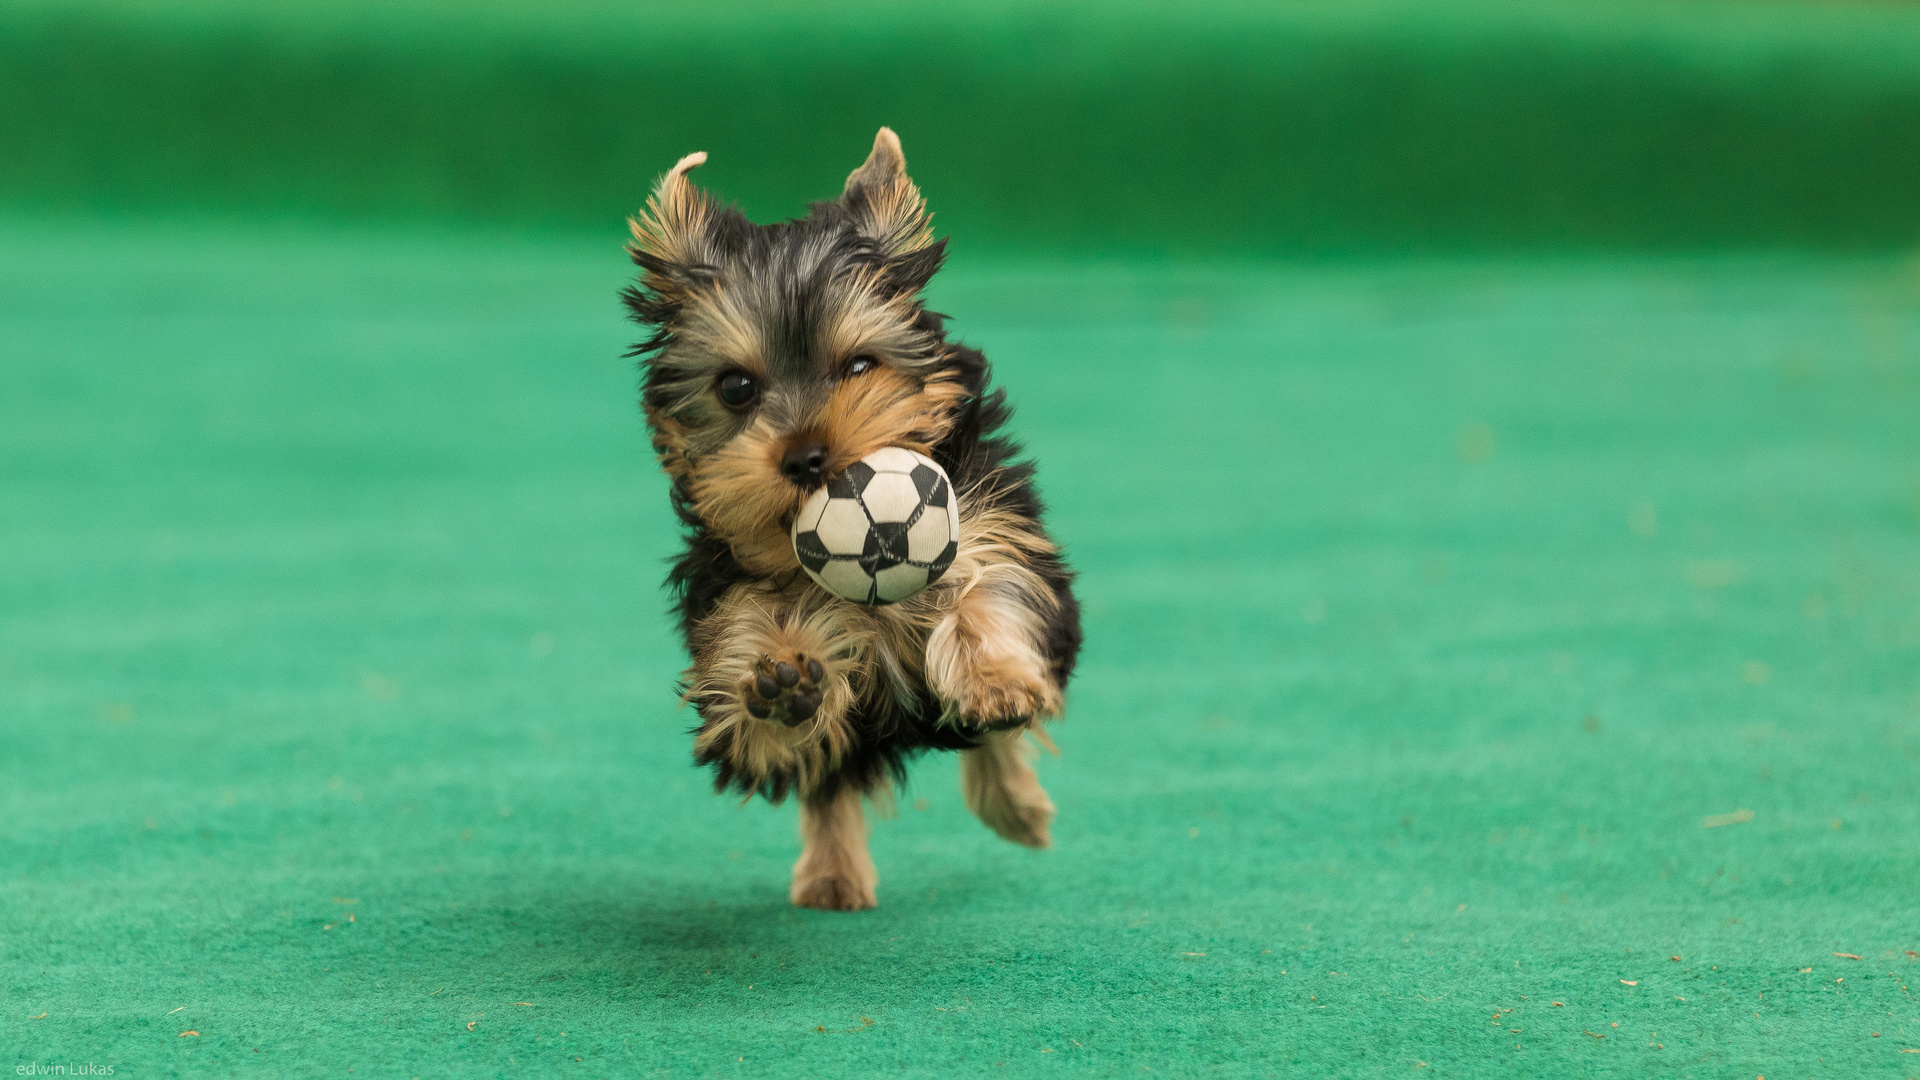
[792, 447, 960, 605]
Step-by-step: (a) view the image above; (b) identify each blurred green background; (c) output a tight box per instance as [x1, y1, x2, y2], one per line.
[6, 2, 1920, 1077]
[10, 0, 1920, 251]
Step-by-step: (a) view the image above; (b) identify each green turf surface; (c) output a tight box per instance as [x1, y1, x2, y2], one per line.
[5, 217, 1920, 1075]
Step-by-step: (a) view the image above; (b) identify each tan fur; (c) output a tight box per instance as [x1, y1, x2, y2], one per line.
[792, 785, 879, 910]
[816, 272, 941, 372]
[642, 287, 770, 436]
[815, 366, 967, 466]
[844, 128, 906, 191]
[672, 286, 766, 382]
[627, 151, 715, 274]
[842, 128, 934, 257]
[960, 730, 1055, 848]
[688, 583, 872, 795]
[924, 578, 1064, 727]
[914, 484, 1064, 727]
[644, 404, 694, 483]
[684, 413, 806, 574]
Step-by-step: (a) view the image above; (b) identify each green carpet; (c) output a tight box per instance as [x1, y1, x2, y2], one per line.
[5, 216, 1920, 1075]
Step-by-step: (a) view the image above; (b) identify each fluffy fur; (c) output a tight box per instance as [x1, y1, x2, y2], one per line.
[624, 129, 1082, 910]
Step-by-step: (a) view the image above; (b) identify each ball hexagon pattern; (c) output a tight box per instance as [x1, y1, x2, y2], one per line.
[791, 446, 960, 605]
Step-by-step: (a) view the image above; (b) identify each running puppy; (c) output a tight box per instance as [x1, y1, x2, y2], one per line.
[623, 128, 1082, 910]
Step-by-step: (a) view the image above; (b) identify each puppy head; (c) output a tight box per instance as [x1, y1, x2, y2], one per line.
[626, 129, 973, 573]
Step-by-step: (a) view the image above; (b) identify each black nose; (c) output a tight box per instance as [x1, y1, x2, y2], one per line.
[780, 441, 830, 486]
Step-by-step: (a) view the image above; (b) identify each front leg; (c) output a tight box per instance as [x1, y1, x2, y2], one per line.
[924, 572, 1066, 732]
[687, 585, 869, 802]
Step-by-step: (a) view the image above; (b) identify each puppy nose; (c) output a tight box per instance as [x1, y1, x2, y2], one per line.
[780, 441, 830, 486]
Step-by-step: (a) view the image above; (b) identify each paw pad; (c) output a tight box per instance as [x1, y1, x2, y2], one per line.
[743, 653, 826, 726]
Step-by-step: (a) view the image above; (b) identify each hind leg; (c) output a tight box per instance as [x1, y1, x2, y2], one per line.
[791, 784, 879, 911]
[960, 729, 1055, 849]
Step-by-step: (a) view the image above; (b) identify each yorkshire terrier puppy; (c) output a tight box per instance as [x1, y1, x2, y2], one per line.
[623, 129, 1082, 911]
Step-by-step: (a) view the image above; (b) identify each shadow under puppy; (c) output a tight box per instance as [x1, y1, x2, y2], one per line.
[623, 128, 1082, 911]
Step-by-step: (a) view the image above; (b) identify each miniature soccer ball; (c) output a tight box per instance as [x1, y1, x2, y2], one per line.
[792, 447, 961, 605]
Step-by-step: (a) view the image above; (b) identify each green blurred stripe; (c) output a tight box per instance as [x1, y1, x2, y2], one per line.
[5, 0, 1920, 251]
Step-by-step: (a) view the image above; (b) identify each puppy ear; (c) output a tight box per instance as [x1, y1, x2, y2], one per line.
[841, 128, 935, 259]
[628, 151, 722, 291]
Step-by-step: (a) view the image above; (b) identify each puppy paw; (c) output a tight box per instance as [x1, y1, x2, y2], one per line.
[741, 652, 826, 727]
[791, 872, 877, 911]
[948, 669, 1057, 733]
[976, 786, 1055, 849]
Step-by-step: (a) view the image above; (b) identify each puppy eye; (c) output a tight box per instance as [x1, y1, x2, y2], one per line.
[715, 371, 757, 409]
[846, 355, 877, 377]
